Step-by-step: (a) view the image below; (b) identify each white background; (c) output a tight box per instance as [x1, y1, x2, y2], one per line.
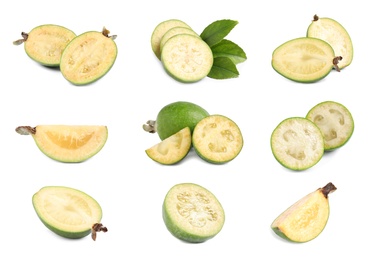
[1, 0, 371, 259]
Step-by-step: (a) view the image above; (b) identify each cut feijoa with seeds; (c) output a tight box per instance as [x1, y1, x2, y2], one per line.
[272, 37, 342, 83]
[192, 115, 243, 164]
[60, 27, 117, 85]
[146, 127, 192, 165]
[161, 34, 214, 83]
[271, 182, 337, 243]
[163, 183, 225, 243]
[32, 186, 107, 240]
[160, 26, 199, 54]
[306, 101, 354, 151]
[270, 117, 324, 170]
[307, 15, 353, 69]
[16, 125, 108, 162]
[13, 24, 76, 67]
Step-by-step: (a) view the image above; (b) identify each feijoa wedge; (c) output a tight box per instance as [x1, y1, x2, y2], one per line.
[306, 101, 354, 151]
[32, 186, 107, 240]
[13, 24, 76, 67]
[271, 117, 324, 170]
[60, 27, 117, 85]
[272, 37, 342, 83]
[307, 15, 353, 69]
[163, 183, 225, 243]
[145, 127, 192, 165]
[192, 115, 243, 164]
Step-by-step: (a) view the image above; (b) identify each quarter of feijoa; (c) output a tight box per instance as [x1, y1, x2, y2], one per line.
[13, 24, 76, 67]
[306, 101, 354, 151]
[60, 27, 117, 85]
[32, 186, 107, 240]
[143, 101, 209, 141]
[270, 117, 324, 170]
[163, 183, 225, 243]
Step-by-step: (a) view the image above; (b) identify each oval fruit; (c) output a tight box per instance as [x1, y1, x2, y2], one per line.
[272, 37, 341, 83]
[270, 117, 324, 170]
[192, 115, 243, 164]
[306, 101, 354, 151]
[60, 27, 117, 85]
[15, 125, 108, 162]
[162, 183, 225, 243]
[13, 24, 76, 67]
[32, 186, 106, 239]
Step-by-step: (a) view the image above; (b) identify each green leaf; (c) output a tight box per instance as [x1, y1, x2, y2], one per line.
[200, 19, 238, 47]
[207, 57, 239, 79]
[210, 39, 247, 64]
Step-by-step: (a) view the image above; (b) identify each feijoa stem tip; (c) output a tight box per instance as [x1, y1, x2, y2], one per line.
[91, 223, 108, 241]
[13, 32, 28, 45]
[143, 120, 157, 133]
[15, 126, 36, 135]
[321, 182, 337, 198]
[333, 56, 343, 72]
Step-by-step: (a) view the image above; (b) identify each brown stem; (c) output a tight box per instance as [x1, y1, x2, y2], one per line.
[13, 32, 28, 45]
[312, 14, 319, 22]
[333, 56, 343, 72]
[143, 120, 157, 133]
[320, 182, 337, 198]
[91, 223, 108, 241]
[15, 126, 36, 135]
[102, 27, 117, 40]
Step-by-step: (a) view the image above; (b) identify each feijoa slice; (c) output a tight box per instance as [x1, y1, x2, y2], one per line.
[60, 27, 117, 85]
[307, 15, 353, 69]
[13, 24, 76, 67]
[272, 37, 342, 83]
[162, 183, 225, 243]
[32, 186, 107, 240]
[271, 117, 324, 170]
[160, 26, 199, 54]
[192, 115, 243, 164]
[306, 101, 354, 151]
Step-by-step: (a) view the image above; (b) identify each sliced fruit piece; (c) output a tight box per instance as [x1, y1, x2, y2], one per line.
[192, 115, 243, 164]
[151, 19, 192, 60]
[272, 37, 342, 83]
[270, 117, 324, 170]
[306, 101, 354, 151]
[145, 127, 191, 165]
[60, 27, 117, 85]
[271, 182, 337, 243]
[161, 34, 214, 83]
[163, 183, 225, 243]
[160, 26, 199, 54]
[13, 24, 76, 67]
[307, 14, 353, 69]
[143, 101, 209, 141]
[15, 125, 108, 162]
[32, 186, 107, 240]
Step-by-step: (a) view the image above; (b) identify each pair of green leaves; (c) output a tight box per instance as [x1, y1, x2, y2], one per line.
[200, 19, 247, 79]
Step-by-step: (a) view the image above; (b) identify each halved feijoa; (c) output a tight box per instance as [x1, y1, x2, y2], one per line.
[192, 115, 243, 164]
[146, 127, 192, 165]
[60, 27, 117, 85]
[271, 182, 337, 243]
[161, 34, 214, 83]
[32, 186, 107, 240]
[143, 101, 209, 141]
[13, 24, 76, 67]
[306, 101, 354, 151]
[272, 37, 342, 83]
[307, 15, 353, 69]
[16, 125, 108, 162]
[270, 117, 324, 170]
[151, 19, 192, 60]
[163, 183, 225, 243]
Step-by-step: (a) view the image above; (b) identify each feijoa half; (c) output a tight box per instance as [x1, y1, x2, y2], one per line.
[163, 183, 225, 243]
[270, 117, 324, 170]
[192, 115, 243, 164]
[60, 27, 117, 85]
[307, 15, 353, 69]
[272, 37, 342, 83]
[13, 24, 76, 67]
[306, 101, 354, 151]
[32, 186, 107, 240]
[16, 125, 108, 162]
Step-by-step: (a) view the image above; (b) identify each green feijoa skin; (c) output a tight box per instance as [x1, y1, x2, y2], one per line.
[163, 183, 225, 243]
[270, 117, 324, 171]
[306, 101, 354, 151]
[143, 101, 209, 141]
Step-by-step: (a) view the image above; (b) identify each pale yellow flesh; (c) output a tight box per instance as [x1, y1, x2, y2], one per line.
[160, 27, 199, 53]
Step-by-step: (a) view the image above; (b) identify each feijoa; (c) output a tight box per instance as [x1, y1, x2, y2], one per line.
[13, 24, 76, 67]
[60, 27, 117, 85]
